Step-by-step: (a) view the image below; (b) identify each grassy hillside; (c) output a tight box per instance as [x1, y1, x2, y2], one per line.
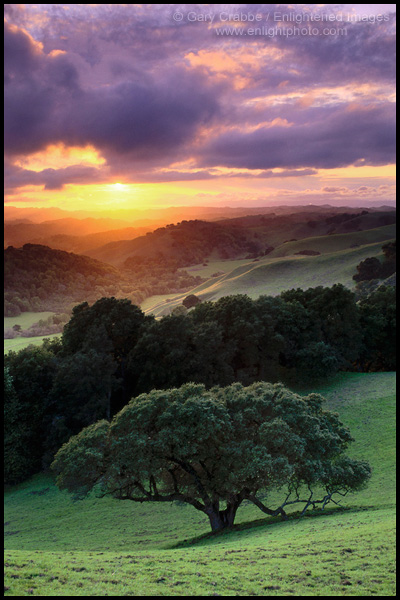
[146, 240, 392, 317]
[85, 210, 395, 268]
[4, 312, 61, 354]
[267, 224, 396, 258]
[4, 372, 396, 596]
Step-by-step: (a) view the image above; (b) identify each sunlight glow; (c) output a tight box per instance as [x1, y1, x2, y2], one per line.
[13, 144, 106, 172]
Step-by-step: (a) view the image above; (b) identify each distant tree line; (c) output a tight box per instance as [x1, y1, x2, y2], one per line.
[4, 284, 396, 484]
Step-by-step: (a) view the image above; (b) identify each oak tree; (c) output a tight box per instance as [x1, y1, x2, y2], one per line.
[52, 382, 371, 532]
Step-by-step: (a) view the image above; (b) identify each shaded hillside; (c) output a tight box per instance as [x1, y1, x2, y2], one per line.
[86, 210, 396, 267]
[4, 244, 126, 316]
[217, 210, 396, 247]
[4, 244, 205, 317]
[87, 219, 263, 267]
[18, 227, 150, 255]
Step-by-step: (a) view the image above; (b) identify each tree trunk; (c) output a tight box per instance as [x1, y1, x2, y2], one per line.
[206, 501, 240, 532]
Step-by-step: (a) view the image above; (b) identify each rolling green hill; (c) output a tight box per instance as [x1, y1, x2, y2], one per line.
[4, 372, 396, 596]
[4, 309, 63, 354]
[145, 240, 393, 317]
[4, 312, 55, 331]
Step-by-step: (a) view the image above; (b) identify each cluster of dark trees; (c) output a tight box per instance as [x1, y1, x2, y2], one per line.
[122, 256, 205, 296]
[4, 284, 395, 485]
[353, 241, 396, 282]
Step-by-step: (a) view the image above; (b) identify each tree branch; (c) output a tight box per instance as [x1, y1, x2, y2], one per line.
[167, 456, 212, 507]
[245, 485, 350, 521]
[167, 468, 179, 494]
[199, 459, 212, 481]
[245, 492, 289, 520]
[115, 480, 206, 512]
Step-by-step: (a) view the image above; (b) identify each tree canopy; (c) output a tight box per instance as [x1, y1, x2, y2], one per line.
[5, 286, 395, 485]
[52, 382, 371, 532]
[4, 346, 57, 483]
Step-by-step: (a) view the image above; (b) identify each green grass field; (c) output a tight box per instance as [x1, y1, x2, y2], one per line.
[4, 334, 61, 355]
[4, 312, 55, 331]
[4, 372, 396, 596]
[4, 312, 60, 355]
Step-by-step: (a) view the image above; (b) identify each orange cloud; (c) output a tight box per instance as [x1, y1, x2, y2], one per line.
[13, 144, 106, 172]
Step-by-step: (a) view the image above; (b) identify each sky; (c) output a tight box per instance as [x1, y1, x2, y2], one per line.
[4, 4, 396, 214]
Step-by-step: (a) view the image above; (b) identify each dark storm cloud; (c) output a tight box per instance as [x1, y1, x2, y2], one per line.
[198, 103, 396, 170]
[256, 13, 397, 88]
[4, 20, 39, 80]
[64, 73, 220, 159]
[4, 22, 82, 154]
[4, 20, 220, 161]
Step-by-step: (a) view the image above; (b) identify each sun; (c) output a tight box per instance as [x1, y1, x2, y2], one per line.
[111, 182, 126, 190]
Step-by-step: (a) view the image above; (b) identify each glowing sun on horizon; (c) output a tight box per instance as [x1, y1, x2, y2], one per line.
[110, 182, 126, 190]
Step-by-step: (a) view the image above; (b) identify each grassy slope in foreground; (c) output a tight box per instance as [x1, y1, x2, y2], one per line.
[4, 372, 396, 596]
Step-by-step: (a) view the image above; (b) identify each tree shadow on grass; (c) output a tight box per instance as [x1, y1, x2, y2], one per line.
[168, 504, 376, 550]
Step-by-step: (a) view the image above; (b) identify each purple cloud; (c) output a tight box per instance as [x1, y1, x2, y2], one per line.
[4, 20, 221, 160]
[3, 4, 396, 191]
[197, 103, 396, 170]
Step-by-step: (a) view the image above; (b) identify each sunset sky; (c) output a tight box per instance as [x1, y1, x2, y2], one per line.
[4, 4, 396, 215]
